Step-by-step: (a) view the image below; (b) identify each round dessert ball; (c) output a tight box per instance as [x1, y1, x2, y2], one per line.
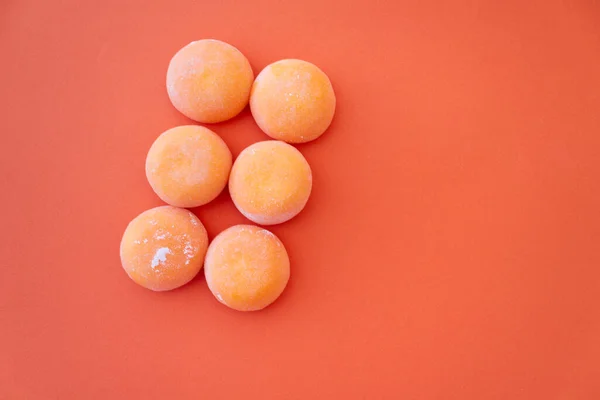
[250, 59, 336, 143]
[229, 141, 312, 225]
[146, 125, 232, 208]
[120, 206, 209, 291]
[205, 225, 290, 311]
[166, 39, 254, 123]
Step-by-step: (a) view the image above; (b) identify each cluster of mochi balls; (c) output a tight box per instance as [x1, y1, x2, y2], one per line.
[119, 39, 336, 311]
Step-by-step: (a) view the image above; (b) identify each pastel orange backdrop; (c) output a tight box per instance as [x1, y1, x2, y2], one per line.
[1, 0, 599, 398]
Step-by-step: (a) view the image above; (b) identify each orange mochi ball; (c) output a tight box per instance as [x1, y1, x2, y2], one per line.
[229, 141, 312, 225]
[250, 59, 336, 143]
[166, 39, 254, 123]
[120, 206, 208, 291]
[205, 225, 290, 311]
[146, 125, 232, 208]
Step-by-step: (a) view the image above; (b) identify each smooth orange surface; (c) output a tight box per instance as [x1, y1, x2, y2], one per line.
[146, 125, 232, 208]
[229, 141, 312, 225]
[2, 1, 600, 399]
[120, 206, 209, 291]
[250, 59, 336, 143]
[167, 39, 254, 123]
[205, 225, 290, 311]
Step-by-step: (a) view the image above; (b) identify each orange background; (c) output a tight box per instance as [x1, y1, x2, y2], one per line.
[1, 0, 599, 398]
